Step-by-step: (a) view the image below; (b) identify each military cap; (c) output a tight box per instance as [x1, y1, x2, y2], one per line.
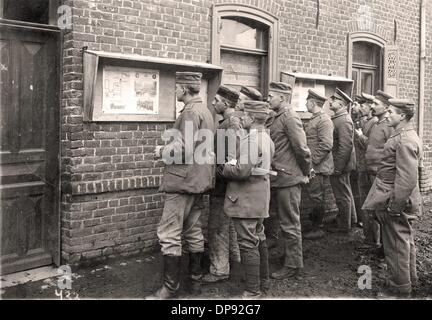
[361, 92, 375, 103]
[243, 100, 269, 114]
[331, 87, 353, 104]
[240, 86, 263, 101]
[217, 85, 239, 103]
[374, 90, 394, 104]
[175, 72, 202, 84]
[269, 82, 292, 94]
[388, 98, 415, 112]
[353, 94, 366, 104]
[307, 88, 327, 104]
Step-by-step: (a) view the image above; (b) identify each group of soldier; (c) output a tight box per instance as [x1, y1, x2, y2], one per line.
[147, 70, 422, 299]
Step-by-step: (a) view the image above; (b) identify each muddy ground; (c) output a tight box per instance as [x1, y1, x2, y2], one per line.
[2, 203, 432, 300]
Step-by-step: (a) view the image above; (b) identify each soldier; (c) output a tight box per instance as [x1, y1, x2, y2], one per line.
[303, 89, 334, 240]
[350, 94, 367, 228]
[356, 90, 394, 250]
[266, 82, 312, 280]
[148, 72, 215, 299]
[361, 90, 394, 180]
[203, 85, 241, 284]
[328, 88, 357, 233]
[355, 93, 379, 249]
[351, 95, 365, 129]
[357, 93, 379, 141]
[222, 100, 275, 298]
[362, 99, 422, 297]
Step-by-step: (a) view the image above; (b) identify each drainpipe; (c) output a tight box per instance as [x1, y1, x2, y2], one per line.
[419, 0, 427, 198]
[419, 0, 426, 142]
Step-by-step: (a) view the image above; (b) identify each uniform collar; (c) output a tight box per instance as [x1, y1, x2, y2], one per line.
[331, 108, 348, 119]
[274, 106, 287, 118]
[377, 117, 388, 124]
[390, 121, 415, 138]
[179, 96, 202, 113]
[311, 110, 324, 119]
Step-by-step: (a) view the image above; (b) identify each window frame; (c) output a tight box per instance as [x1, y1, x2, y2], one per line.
[211, 4, 279, 91]
[347, 32, 386, 94]
[0, 0, 60, 28]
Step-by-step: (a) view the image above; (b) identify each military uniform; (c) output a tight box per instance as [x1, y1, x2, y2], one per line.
[151, 72, 215, 299]
[356, 115, 380, 245]
[158, 95, 215, 256]
[303, 89, 334, 236]
[329, 89, 357, 232]
[364, 119, 394, 176]
[206, 85, 242, 282]
[223, 101, 275, 296]
[268, 100, 311, 269]
[363, 111, 422, 295]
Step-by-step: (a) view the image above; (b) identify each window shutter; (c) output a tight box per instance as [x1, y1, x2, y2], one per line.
[383, 45, 399, 96]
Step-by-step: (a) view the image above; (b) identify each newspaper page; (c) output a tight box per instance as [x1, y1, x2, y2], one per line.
[103, 66, 159, 114]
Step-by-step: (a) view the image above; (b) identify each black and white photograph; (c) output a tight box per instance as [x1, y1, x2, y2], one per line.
[0, 0, 431, 308]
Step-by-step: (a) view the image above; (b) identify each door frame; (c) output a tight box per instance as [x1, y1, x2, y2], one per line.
[0, 19, 62, 270]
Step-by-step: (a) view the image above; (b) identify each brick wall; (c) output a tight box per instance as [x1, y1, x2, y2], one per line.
[421, 1, 432, 193]
[60, 0, 428, 263]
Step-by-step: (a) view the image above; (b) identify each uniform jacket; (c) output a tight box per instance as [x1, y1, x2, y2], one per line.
[159, 97, 215, 194]
[304, 110, 334, 175]
[213, 114, 242, 197]
[223, 128, 275, 219]
[267, 106, 311, 187]
[331, 109, 356, 173]
[362, 122, 422, 214]
[355, 116, 378, 172]
[364, 118, 394, 174]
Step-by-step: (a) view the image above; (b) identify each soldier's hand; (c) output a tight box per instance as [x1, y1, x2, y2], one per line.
[154, 146, 163, 159]
[309, 168, 316, 179]
[355, 128, 363, 137]
[226, 159, 237, 166]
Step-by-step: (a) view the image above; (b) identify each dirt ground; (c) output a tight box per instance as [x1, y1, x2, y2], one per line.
[2, 203, 432, 300]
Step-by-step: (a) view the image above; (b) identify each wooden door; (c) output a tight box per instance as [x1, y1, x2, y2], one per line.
[0, 25, 60, 275]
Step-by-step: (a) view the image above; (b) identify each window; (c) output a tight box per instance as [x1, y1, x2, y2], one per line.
[0, 0, 59, 25]
[351, 41, 382, 95]
[211, 5, 279, 96]
[220, 17, 269, 51]
[219, 17, 269, 93]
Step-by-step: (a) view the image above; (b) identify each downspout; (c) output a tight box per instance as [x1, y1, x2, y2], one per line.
[419, 0, 426, 142]
[419, 0, 427, 199]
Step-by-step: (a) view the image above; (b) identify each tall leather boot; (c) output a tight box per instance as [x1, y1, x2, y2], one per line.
[258, 240, 270, 293]
[241, 248, 261, 298]
[189, 252, 203, 295]
[146, 255, 181, 299]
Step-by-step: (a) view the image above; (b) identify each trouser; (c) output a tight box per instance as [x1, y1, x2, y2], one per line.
[207, 196, 240, 276]
[359, 172, 380, 245]
[275, 185, 303, 268]
[367, 172, 382, 246]
[380, 210, 417, 294]
[232, 218, 266, 294]
[157, 193, 204, 257]
[264, 195, 280, 242]
[303, 174, 326, 227]
[330, 173, 357, 231]
[352, 170, 368, 224]
[350, 171, 362, 223]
